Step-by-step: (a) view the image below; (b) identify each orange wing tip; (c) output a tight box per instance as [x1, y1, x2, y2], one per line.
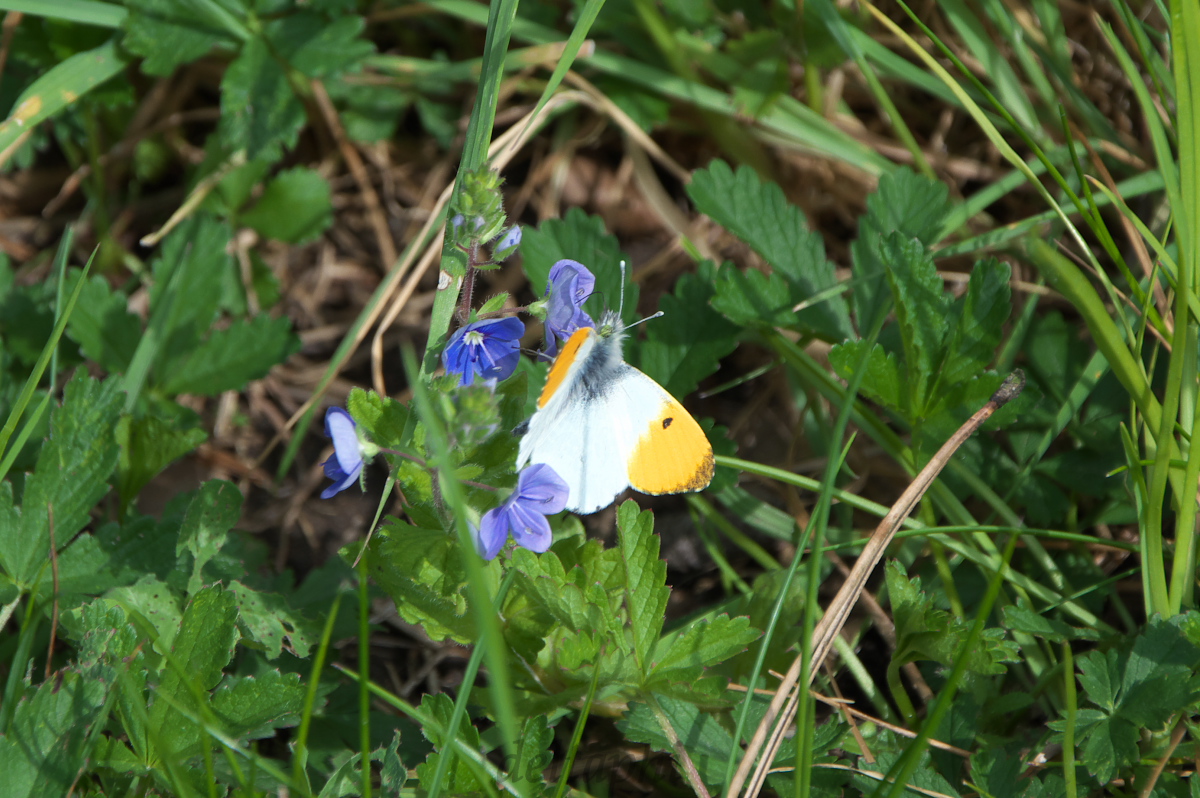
[626, 404, 715, 495]
[635, 451, 715, 495]
[537, 327, 593, 408]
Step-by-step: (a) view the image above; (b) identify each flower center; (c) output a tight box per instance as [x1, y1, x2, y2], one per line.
[465, 330, 485, 346]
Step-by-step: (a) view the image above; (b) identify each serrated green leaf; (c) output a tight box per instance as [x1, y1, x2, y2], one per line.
[865, 167, 951, 245]
[1076, 649, 1120, 711]
[210, 670, 305, 740]
[121, 0, 234, 76]
[519, 208, 638, 325]
[149, 585, 239, 760]
[0, 670, 108, 798]
[64, 270, 141, 373]
[74, 601, 151, 759]
[688, 160, 851, 339]
[850, 168, 948, 333]
[107, 576, 184, 652]
[0, 372, 122, 589]
[157, 314, 300, 395]
[265, 13, 374, 79]
[178, 480, 242, 595]
[239, 167, 333, 244]
[1079, 715, 1137, 785]
[147, 214, 232, 358]
[649, 614, 760, 686]
[347, 386, 410, 448]
[1000, 601, 1101, 642]
[881, 233, 949, 416]
[617, 697, 733, 787]
[219, 35, 306, 161]
[851, 750, 962, 798]
[368, 521, 474, 643]
[510, 715, 554, 793]
[380, 730, 408, 792]
[887, 561, 1017, 675]
[827, 339, 904, 413]
[940, 258, 1011, 385]
[415, 693, 483, 793]
[229, 580, 312, 659]
[626, 262, 738, 398]
[617, 501, 667, 676]
[115, 414, 208, 513]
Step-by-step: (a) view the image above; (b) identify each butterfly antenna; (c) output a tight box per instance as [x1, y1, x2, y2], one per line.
[618, 259, 627, 320]
[624, 311, 664, 330]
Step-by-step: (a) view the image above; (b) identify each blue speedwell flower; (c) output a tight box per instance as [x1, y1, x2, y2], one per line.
[321, 407, 366, 498]
[543, 259, 595, 356]
[474, 463, 569, 559]
[496, 225, 522, 252]
[442, 317, 524, 386]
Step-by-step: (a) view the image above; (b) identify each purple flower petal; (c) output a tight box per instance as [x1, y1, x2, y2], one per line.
[496, 225, 522, 251]
[516, 463, 569, 514]
[476, 509, 509, 560]
[508, 502, 553, 553]
[543, 259, 595, 356]
[472, 463, 570, 559]
[320, 407, 365, 498]
[442, 317, 525, 386]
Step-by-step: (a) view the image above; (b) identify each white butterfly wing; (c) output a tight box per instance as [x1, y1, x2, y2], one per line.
[518, 365, 647, 514]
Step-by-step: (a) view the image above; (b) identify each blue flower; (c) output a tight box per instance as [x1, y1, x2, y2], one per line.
[543, 259, 595, 356]
[321, 407, 365, 498]
[474, 463, 569, 559]
[442, 317, 524, 386]
[497, 225, 521, 250]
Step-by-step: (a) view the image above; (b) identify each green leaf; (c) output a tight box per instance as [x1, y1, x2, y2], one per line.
[617, 696, 733, 787]
[238, 167, 334, 244]
[121, 0, 234, 76]
[0, 671, 109, 798]
[851, 750, 962, 798]
[626, 262, 739, 398]
[368, 521, 474, 643]
[210, 670, 305, 740]
[157, 314, 300, 396]
[881, 233, 949, 416]
[509, 715, 554, 793]
[649, 614, 760, 687]
[229, 580, 312, 659]
[1000, 601, 1101, 642]
[689, 160, 851, 339]
[265, 13, 374, 79]
[0, 38, 126, 154]
[149, 585, 239, 760]
[64, 271, 141, 373]
[414, 693, 483, 793]
[939, 258, 1011, 385]
[107, 576, 184, 652]
[115, 414, 208, 513]
[519, 208, 638, 325]
[72, 601, 152, 760]
[219, 35, 306, 161]
[850, 168, 949, 329]
[887, 561, 1018, 675]
[1076, 649, 1120, 712]
[1079, 716, 1137, 785]
[178, 480, 242, 596]
[147, 214, 232, 359]
[347, 386, 409, 448]
[617, 501, 667, 675]
[827, 339, 904, 414]
[0, 372, 122, 589]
